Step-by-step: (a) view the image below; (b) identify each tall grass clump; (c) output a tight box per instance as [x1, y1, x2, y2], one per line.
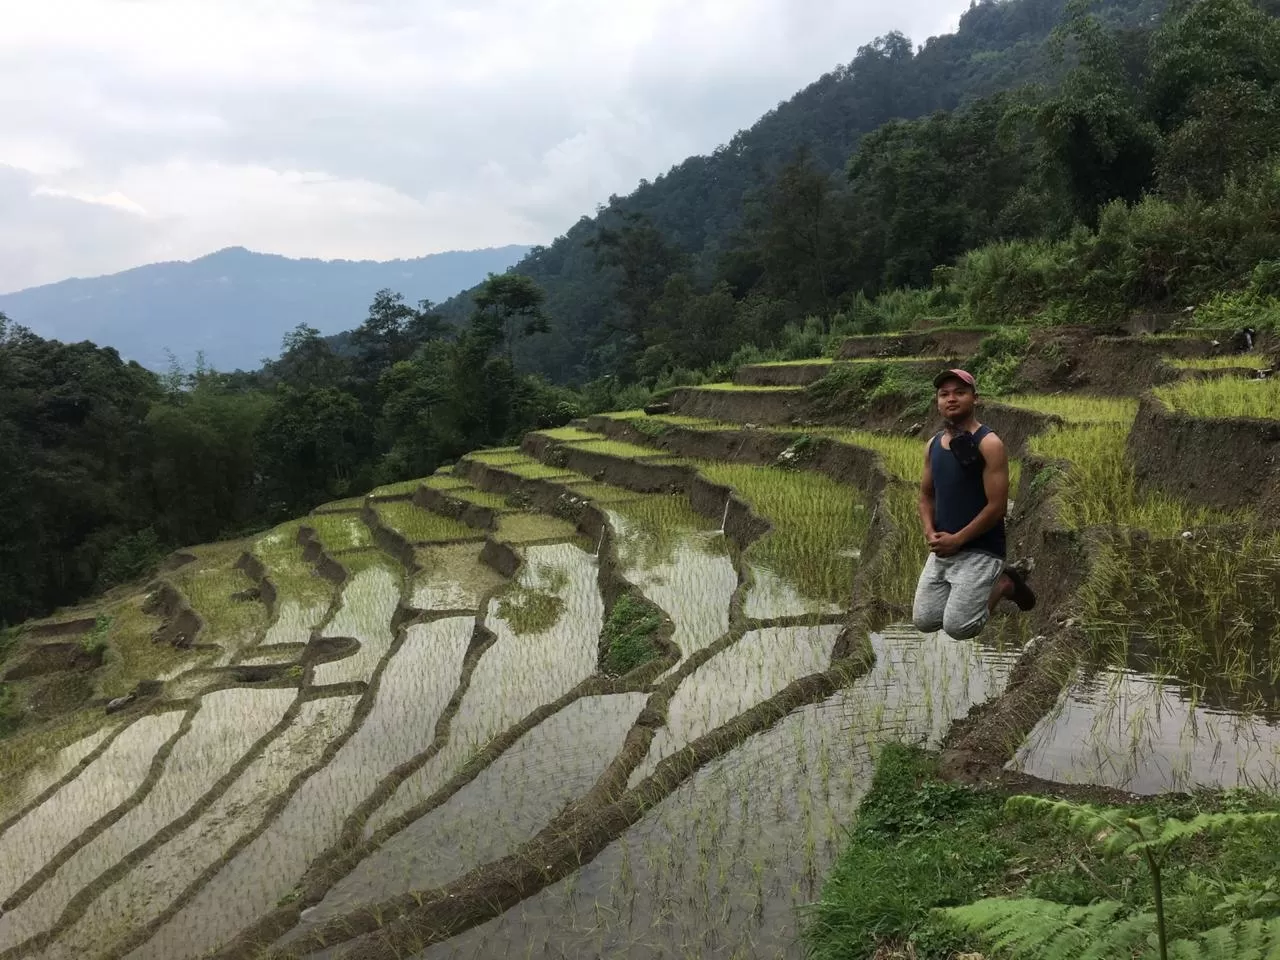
[601, 594, 664, 676]
[1166, 354, 1271, 371]
[696, 461, 869, 602]
[1155, 378, 1280, 419]
[1029, 422, 1230, 534]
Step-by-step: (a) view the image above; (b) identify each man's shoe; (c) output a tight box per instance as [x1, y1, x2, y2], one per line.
[1003, 565, 1037, 611]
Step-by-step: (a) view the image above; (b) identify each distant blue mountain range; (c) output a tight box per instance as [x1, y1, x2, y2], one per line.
[0, 244, 531, 372]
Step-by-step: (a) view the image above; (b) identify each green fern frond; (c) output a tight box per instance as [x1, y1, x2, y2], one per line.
[1127, 812, 1280, 858]
[1006, 797, 1280, 860]
[1167, 915, 1280, 960]
[943, 897, 1280, 960]
[939, 897, 1141, 959]
[1004, 796, 1140, 854]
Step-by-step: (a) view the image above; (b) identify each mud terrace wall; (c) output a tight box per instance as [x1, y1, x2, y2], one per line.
[1129, 393, 1280, 514]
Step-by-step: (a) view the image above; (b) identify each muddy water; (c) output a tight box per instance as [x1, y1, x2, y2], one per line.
[606, 504, 737, 671]
[0, 725, 119, 824]
[46, 695, 359, 960]
[632, 623, 844, 784]
[369, 543, 603, 833]
[283, 693, 645, 945]
[262, 599, 330, 648]
[0, 688, 293, 947]
[744, 565, 843, 620]
[421, 630, 1016, 960]
[412, 543, 506, 611]
[1012, 666, 1280, 794]
[128, 619, 473, 960]
[0, 711, 184, 904]
[312, 565, 401, 686]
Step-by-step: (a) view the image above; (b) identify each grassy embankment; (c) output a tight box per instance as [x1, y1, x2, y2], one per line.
[804, 745, 1280, 960]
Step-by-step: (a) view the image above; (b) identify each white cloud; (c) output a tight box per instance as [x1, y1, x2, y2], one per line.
[0, 0, 969, 292]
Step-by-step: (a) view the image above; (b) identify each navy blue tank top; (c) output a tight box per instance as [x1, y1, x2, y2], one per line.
[929, 424, 1006, 559]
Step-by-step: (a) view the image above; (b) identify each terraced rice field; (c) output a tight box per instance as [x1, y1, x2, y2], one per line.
[2, 331, 1278, 959]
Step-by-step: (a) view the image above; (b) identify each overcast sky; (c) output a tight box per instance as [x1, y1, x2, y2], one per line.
[0, 0, 967, 293]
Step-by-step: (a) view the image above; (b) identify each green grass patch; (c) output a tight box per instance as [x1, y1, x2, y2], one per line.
[1156, 377, 1280, 420]
[496, 588, 564, 634]
[804, 745, 1280, 960]
[1167, 354, 1271, 370]
[466, 447, 528, 465]
[254, 522, 332, 607]
[370, 477, 427, 498]
[306, 512, 374, 553]
[693, 382, 801, 392]
[999, 393, 1137, 424]
[313, 496, 366, 513]
[499, 459, 583, 481]
[422, 474, 471, 492]
[494, 512, 579, 544]
[807, 361, 935, 418]
[568, 437, 668, 459]
[601, 594, 664, 676]
[373, 502, 481, 543]
[534, 426, 600, 442]
[97, 594, 201, 698]
[695, 460, 868, 602]
[443, 486, 515, 511]
[563, 481, 644, 505]
[169, 543, 269, 653]
[1030, 423, 1236, 533]
[338, 548, 403, 578]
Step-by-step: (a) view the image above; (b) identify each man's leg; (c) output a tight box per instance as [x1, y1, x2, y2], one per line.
[912, 554, 949, 634]
[940, 553, 1007, 640]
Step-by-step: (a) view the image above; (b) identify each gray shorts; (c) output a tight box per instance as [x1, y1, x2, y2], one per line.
[912, 550, 1005, 640]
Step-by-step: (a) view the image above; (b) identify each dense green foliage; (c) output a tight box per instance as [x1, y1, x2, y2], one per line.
[424, 0, 1280, 396]
[941, 797, 1280, 960]
[601, 593, 664, 676]
[0, 276, 578, 626]
[803, 746, 1280, 960]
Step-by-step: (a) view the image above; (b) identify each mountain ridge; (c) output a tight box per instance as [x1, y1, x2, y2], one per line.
[0, 243, 532, 371]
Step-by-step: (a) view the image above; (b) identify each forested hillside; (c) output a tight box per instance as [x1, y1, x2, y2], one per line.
[436, 0, 1170, 381]
[5, 0, 1280, 628]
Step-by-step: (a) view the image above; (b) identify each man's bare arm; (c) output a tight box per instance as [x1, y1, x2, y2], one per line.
[918, 436, 936, 538]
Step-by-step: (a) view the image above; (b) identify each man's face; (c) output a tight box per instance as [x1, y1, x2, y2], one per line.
[936, 379, 977, 421]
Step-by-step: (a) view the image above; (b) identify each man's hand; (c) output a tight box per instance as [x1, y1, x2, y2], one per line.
[929, 531, 964, 556]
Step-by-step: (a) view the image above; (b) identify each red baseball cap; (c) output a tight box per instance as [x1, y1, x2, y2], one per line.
[933, 368, 977, 391]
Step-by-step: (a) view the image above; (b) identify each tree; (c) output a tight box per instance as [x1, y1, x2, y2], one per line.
[470, 273, 549, 368]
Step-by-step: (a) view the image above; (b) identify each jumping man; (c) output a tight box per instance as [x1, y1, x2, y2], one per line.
[912, 368, 1036, 640]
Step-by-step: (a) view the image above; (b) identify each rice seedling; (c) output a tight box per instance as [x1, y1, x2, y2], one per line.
[91, 595, 199, 699]
[0, 720, 119, 822]
[693, 382, 801, 392]
[1029, 422, 1235, 533]
[465, 447, 527, 465]
[695, 460, 870, 603]
[498, 458, 582, 481]
[254, 521, 332, 609]
[561, 480, 644, 504]
[443, 485, 517, 511]
[412, 543, 507, 610]
[314, 561, 403, 686]
[422, 474, 472, 492]
[1155, 376, 1280, 419]
[306, 512, 374, 552]
[0, 687, 296, 947]
[749, 356, 949, 368]
[373, 501, 482, 544]
[565, 437, 670, 459]
[0, 711, 185, 904]
[534, 426, 601, 442]
[1166, 354, 1271, 370]
[370, 477, 428, 498]
[313, 496, 366, 513]
[998, 393, 1137, 424]
[608, 497, 735, 666]
[49, 695, 362, 960]
[494, 512, 579, 544]
[166, 544, 269, 657]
